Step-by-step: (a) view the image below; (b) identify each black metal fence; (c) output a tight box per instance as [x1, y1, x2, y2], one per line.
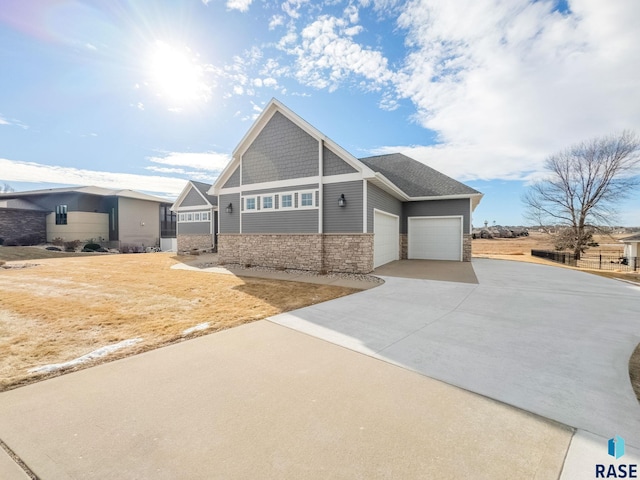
[531, 250, 639, 272]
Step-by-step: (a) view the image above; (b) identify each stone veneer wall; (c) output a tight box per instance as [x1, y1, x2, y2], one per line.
[463, 233, 472, 262]
[400, 234, 408, 260]
[219, 234, 323, 271]
[322, 234, 373, 274]
[218, 233, 374, 273]
[0, 209, 47, 244]
[177, 234, 214, 252]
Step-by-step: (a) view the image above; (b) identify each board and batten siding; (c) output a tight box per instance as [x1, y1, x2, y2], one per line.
[402, 198, 471, 234]
[242, 111, 319, 185]
[323, 181, 363, 233]
[178, 222, 211, 235]
[223, 167, 240, 188]
[242, 210, 319, 233]
[323, 146, 357, 176]
[180, 187, 208, 207]
[367, 183, 402, 233]
[219, 193, 240, 233]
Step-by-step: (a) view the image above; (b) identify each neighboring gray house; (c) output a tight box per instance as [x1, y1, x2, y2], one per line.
[210, 99, 482, 274]
[171, 180, 218, 252]
[0, 186, 175, 250]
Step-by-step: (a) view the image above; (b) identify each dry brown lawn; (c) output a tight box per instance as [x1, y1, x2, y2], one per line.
[0, 252, 358, 391]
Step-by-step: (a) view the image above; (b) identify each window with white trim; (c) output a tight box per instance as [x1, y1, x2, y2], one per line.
[262, 195, 274, 210]
[300, 192, 313, 207]
[280, 194, 293, 209]
[245, 197, 257, 211]
[178, 211, 211, 222]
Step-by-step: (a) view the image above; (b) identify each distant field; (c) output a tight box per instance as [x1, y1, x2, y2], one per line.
[472, 231, 625, 258]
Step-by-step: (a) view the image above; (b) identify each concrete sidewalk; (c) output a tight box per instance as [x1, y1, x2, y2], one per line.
[0, 321, 570, 479]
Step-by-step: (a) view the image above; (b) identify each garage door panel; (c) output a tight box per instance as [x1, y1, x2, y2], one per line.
[408, 217, 462, 261]
[374, 211, 399, 268]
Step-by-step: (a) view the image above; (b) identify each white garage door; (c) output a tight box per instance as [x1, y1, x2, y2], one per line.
[408, 216, 462, 261]
[374, 210, 399, 268]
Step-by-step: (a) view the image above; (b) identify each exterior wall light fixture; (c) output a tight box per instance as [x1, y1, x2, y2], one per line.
[226, 203, 233, 214]
[338, 194, 346, 207]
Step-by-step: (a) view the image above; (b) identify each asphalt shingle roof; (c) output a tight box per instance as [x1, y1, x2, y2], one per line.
[359, 153, 481, 198]
[190, 181, 218, 206]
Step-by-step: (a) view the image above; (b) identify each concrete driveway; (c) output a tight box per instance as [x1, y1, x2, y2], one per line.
[0, 321, 570, 479]
[272, 258, 640, 448]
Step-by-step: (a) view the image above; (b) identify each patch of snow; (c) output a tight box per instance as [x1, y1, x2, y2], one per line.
[182, 322, 210, 336]
[28, 338, 143, 374]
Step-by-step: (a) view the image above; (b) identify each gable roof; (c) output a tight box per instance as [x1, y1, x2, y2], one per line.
[210, 98, 482, 210]
[0, 186, 170, 203]
[360, 154, 482, 209]
[172, 180, 218, 210]
[210, 98, 375, 194]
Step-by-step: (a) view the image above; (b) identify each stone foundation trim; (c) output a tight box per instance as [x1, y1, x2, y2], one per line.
[463, 233, 472, 262]
[178, 234, 214, 252]
[218, 233, 374, 274]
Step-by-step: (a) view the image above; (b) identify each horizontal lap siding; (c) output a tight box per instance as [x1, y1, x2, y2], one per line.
[219, 193, 240, 233]
[178, 222, 211, 234]
[402, 198, 471, 234]
[323, 181, 363, 233]
[242, 210, 319, 233]
[242, 111, 319, 185]
[367, 183, 402, 233]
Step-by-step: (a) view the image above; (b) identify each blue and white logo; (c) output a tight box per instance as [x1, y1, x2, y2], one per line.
[609, 436, 626, 460]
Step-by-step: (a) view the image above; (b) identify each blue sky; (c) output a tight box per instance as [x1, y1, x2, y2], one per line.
[1, 0, 639, 226]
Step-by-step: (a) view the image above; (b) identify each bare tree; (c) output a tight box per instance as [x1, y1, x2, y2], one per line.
[0, 183, 14, 193]
[524, 130, 640, 258]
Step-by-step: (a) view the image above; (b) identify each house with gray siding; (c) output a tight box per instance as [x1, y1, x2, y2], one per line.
[211, 98, 482, 274]
[171, 180, 218, 252]
[0, 186, 175, 251]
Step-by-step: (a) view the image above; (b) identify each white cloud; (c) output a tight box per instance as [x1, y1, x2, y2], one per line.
[0, 114, 28, 129]
[388, 0, 640, 181]
[282, 0, 309, 19]
[269, 15, 285, 29]
[147, 151, 230, 172]
[281, 14, 394, 91]
[227, 0, 252, 12]
[0, 158, 187, 197]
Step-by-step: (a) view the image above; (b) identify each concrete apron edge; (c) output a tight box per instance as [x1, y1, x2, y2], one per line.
[0, 437, 35, 480]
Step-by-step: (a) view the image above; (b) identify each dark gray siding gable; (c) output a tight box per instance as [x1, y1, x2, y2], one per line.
[323, 181, 363, 233]
[223, 167, 240, 188]
[402, 198, 471, 234]
[242, 111, 319, 185]
[323, 146, 356, 176]
[219, 193, 240, 233]
[178, 222, 211, 234]
[180, 187, 207, 207]
[242, 210, 318, 233]
[367, 183, 402, 233]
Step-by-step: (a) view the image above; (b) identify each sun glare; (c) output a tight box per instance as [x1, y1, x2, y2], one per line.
[148, 41, 211, 107]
